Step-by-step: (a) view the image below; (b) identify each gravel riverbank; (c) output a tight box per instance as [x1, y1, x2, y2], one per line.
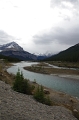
[0, 80, 78, 120]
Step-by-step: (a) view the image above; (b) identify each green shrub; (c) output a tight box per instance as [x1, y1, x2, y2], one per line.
[44, 96, 52, 106]
[13, 69, 52, 105]
[34, 85, 52, 106]
[34, 85, 45, 103]
[13, 69, 32, 95]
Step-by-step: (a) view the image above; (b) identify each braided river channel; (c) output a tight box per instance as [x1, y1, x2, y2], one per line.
[7, 61, 79, 98]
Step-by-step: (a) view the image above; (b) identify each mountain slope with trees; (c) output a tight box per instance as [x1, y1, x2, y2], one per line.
[45, 43, 79, 62]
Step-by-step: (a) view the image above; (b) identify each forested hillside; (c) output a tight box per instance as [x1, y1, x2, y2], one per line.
[45, 44, 79, 62]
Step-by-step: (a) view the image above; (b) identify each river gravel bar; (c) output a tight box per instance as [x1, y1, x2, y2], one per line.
[51, 74, 79, 80]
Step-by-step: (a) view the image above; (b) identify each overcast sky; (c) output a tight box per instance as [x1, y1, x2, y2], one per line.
[0, 0, 79, 54]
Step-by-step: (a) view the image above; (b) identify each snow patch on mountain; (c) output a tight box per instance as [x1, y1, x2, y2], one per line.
[0, 41, 23, 51]
[7, 44, 14, 48]
[34, 52, 53, 57]
[34, 52, 53, 60]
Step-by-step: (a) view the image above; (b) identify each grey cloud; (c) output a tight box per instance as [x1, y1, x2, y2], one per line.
[58, 12, 71, 21]
[33, 26, 79, 46]
[33, 34, 53, 44]
[51, 0, 79, 7]
[0, 30, 16, 45]
[14, 6, 18, 8]
[53, 27, 79, 45]
[51, 0, 79, 18]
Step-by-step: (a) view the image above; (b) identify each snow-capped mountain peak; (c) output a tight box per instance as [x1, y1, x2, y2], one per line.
[34, 52, 53, 60]
[0, 41, 23, 51]
[34, 51, 53, 57]
[0, 41, 37, 61]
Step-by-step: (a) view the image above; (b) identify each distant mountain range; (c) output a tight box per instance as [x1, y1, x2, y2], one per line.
[0, 42, 79, 62]
[0, 42, 53, 61]
[35, 52, 52, 60]
[0, 42, 37, 61]
[45, 43, 79, 62]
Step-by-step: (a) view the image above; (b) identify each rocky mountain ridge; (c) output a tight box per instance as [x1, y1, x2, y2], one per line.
[0, 42, 53, 61]
[0, 41, 23, 51]
[0, 42, 37, 61]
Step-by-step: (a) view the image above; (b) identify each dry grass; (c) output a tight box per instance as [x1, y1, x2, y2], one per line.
[24, 63, 79, 75]
[47, 61, 79, 68]
[0, 61, 15, 85]
[36, 62, 49, 67]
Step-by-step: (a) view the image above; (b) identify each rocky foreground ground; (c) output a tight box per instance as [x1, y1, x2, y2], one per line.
[0, 80, 78, 120]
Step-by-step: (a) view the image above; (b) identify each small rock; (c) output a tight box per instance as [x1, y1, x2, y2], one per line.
[43, 89, 50, 94]
[0, 72, 3, 76]
[70, 98, 75, 103]
[73, 109, 78, 113]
